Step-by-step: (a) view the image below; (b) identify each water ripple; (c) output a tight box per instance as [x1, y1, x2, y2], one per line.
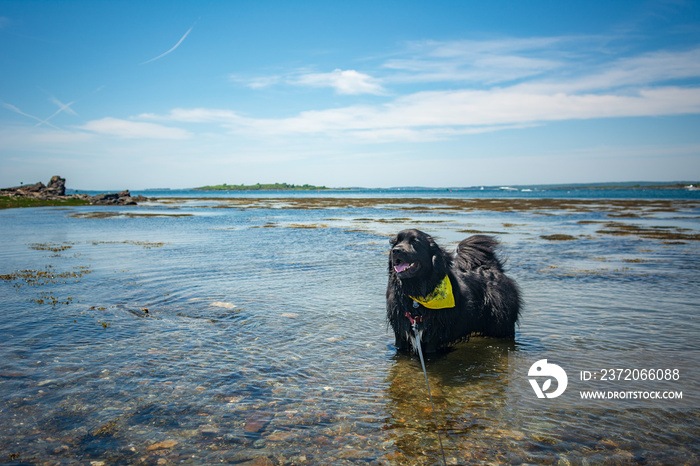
[0, 200, 698, 464]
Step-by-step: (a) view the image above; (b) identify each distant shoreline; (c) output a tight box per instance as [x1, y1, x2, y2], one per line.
[546, 182, 698, 191]
[187, 182, 698, 192]
[193, 182, 341, 191]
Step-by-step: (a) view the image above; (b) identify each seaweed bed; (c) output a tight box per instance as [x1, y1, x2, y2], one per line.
[0, 196, 91, 209]
[167, 196, 699, 214]
[159, 196, 700, 242]
[49, 196, 700, 243]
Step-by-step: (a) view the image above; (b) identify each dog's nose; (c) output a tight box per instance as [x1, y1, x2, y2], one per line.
[391, 247, 403, 256]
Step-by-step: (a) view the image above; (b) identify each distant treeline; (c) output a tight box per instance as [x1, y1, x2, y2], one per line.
[194, 182, 330, 191]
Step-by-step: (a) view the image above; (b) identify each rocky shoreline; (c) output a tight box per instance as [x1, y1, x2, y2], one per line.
[0, 176, 149, 206]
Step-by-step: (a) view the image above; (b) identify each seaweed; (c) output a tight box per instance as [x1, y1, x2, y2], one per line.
[0, 265, 92, 287]
[91, 240, 167, 249]
[155, 196, 699, 218]
[34, 294, 74, 307]
[91, 417, 121, 437]
[29, 242, 74, 252]
[541, 234, 578, 241]
[596, 222, 700, 242]
[70, 211, 193, 219]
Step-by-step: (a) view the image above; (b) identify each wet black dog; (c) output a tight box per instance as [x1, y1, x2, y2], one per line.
[386, 229, 521, 353]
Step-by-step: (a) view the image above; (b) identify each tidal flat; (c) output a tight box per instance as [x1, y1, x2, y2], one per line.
[0, 196, 698, 464]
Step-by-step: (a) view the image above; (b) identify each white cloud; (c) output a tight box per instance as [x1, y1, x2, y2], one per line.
[139, 108, 242, 123]
[234, 68, 385, 95]
[77, 118, 191, 139]
[212, 39, 700, 142]
[247, 75, 283, 89]
[291, 69, 385, 95]
[207, 86, 700, 142]
[137, 84, 700, 144]
[232, 39, 700, 100]
[135, 38, 700, 144]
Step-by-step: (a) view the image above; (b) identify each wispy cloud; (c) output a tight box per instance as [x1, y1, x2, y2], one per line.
[146, 73, 700, 143]
[216, 37, 700, 141]
[382, 37, 570, 85]
[141, 24, 194, 65]
[103, 36, 700, 144]
[237, 37, 700, 94]
[77, 117, 191, 139]
[217, 86, 700, 141]
[515, 47, 700, 94]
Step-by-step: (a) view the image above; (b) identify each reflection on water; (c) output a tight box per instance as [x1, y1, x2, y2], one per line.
[0, 197, 698, 464]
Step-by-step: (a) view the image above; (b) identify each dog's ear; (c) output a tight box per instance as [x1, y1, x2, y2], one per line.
[389, 236, 398, 247]
[429, 238, 447, 272]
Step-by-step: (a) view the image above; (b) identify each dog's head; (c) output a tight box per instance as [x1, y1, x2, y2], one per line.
[389, 229, 445, 280]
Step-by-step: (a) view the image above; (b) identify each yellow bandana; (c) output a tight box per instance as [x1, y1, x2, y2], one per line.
[410, 275, 455, 309]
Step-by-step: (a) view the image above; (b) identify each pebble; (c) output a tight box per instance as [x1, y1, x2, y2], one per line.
[266, 430, 294, 442]
[146, 440, 178, 451]
[210, 302, 236, 309]
[244, 413, 272, 433]
[239, 457, 274, 466]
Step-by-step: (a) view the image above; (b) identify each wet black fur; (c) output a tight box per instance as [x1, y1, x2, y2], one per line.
[386, 229, 521, 353]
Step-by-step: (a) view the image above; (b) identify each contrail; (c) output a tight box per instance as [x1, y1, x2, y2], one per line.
[35, 100, 76, 127]
[2, 102, 60, 129]
[141, 24, 194, 65]
[38, 87, 79, 117]
[49, 96, 78, 116]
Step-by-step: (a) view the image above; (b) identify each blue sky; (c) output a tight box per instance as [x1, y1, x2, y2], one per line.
[1, 0, 699, 189]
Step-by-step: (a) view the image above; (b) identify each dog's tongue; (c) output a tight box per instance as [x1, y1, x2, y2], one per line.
[394, 262, 410, 273]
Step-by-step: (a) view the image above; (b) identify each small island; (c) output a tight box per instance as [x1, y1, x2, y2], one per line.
[193, 182, 331, 191]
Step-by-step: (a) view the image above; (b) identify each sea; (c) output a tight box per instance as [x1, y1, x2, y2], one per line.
[1, 186, 698, 464]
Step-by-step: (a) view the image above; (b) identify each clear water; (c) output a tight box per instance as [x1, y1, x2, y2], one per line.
[1, 194, 698, 464]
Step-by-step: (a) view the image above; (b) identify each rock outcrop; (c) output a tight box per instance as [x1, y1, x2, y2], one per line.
[45, 175, 67, 196]
[91, 190, 139, 205]
[0, 176, 147, 205]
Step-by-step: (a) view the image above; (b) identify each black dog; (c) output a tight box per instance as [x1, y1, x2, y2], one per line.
[386, 229, 521, 353]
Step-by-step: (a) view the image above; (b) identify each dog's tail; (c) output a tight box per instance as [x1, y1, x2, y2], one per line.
[455, 235, 504, 272]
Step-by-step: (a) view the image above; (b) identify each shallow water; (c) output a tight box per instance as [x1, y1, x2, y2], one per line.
[1, 196, 699, 464]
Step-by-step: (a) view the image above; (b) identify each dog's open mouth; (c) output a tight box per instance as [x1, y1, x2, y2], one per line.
[394, 261, 417, 274]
